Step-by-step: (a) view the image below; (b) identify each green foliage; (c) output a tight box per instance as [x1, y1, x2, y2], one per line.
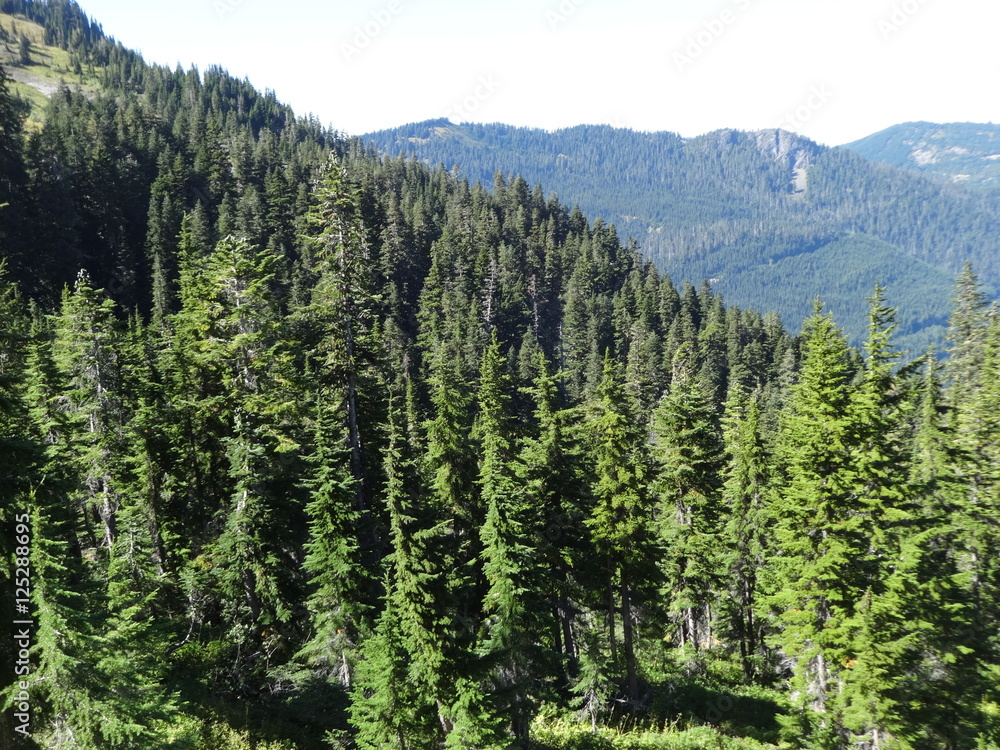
[532, 720, 774, 750]
[843, 121, 1000, 195]
[652, 347, 726, 651]
[362, 120, 1000, 348]
[2, 5, 999, 748]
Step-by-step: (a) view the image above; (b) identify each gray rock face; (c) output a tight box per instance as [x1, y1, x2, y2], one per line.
[751, 129, 822, 194]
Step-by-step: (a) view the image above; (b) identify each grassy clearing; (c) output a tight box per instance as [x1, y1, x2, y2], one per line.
[0, 12, 102, 128]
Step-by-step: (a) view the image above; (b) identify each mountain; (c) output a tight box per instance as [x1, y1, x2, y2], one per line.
[362, 119, 1000, 350]
[843, 121, 1000, 193]
[7, 3, 1000, 749]
[0, 3, 106, 127]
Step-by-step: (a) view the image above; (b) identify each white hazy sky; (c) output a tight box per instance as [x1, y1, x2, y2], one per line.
[74, 0, 998, 146]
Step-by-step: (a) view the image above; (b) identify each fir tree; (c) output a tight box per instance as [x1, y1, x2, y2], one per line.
[475, 333, 545, 743]
[383, 394, 455, 739]
[298, 399, 370, 688]
[350, 579, 437, 750]
[586, 353, 655, 701]
[516, 352, 591, 677]
[51, 269, 124, 552]
[651, 345, 726, 653]
[304, 157, 379, 511]
[767, 306, 859, 731]
[720, 383, 770, 681]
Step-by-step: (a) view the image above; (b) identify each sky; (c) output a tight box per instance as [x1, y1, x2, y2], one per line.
[73, 0, 1000, 146]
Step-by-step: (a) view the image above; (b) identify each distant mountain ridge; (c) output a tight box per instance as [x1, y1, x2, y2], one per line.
[842, 121, 1000, 193]
[362, 119, 1000, 350]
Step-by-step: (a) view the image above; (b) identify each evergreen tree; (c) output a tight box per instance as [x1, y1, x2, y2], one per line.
[304, 157, 379, 511]
[475, 333, 545, 743]
[651, 345, 726, 653]
[350, 579, 436, 750]
[188, 236, 300, 684]
[767, 306, 859, 732]
[0, 267, 33, 745]
[839, 287, 921, 746]
[516, 352, 591, 678]
[298, 400, 370, 688]
[586, 353, 655, 701]
[944, 262, 992, 393]
[51, 269, 124, 552]
[383, 394, 455, 740]
[719, 383, 770, 681]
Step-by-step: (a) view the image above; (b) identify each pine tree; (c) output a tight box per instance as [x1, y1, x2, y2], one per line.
[586, 353, 655, 701]
[475, 333, 545, 743]
[298, 400, 370, 688]
[652, 345, 726, 654]
[720, 383, 770, 681]
[767, 306, 860, 730]
[516, 352, 591, 677]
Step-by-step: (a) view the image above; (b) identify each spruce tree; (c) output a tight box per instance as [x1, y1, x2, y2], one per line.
[767, 306, 859, 730]
[651, 345, 726, 653]
[475, 333, 545, 743]
[719, 383, 770, 681]
[586, 353, 655, 701]
[298, 400, 370, 688]
[384, 394, 455, 739]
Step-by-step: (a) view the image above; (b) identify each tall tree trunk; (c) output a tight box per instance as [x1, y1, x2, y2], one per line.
[686, 606, 698, 652]
[621, 569, 638, 701]
[607, 560, 617, 664]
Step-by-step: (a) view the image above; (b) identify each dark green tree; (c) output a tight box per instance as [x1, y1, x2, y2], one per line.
[719, 383, 770, 681]
[298, 400, 370, 688]
[586, 353, 655, 701]
[475, 333, 546, 743]
[652, 345, 726, 654]
[767, 306, 859, 730]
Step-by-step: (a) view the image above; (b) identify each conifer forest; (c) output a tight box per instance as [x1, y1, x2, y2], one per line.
[1, 3, 1000, 749]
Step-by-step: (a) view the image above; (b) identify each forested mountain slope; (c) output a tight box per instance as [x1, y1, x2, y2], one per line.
[2, 3, 1000, 750]
[843, 121, 1000, 193]
[363, 120, 1000, 351]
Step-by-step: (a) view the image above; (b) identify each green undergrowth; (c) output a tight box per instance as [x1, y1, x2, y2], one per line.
[532, 721, 776, 750]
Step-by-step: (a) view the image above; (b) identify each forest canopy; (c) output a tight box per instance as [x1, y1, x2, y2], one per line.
[1, 3, 999, 749]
